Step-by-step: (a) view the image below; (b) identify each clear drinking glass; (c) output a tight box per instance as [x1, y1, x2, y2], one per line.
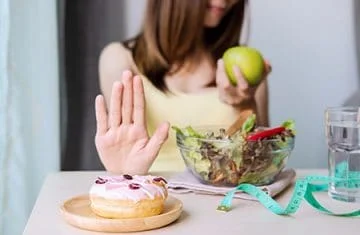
[325, 107, 360, 202]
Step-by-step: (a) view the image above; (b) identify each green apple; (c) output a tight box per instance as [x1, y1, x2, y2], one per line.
[222, 46, 265, 86]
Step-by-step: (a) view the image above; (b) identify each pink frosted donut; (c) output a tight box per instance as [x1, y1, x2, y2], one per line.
[89, 174, 168, 219]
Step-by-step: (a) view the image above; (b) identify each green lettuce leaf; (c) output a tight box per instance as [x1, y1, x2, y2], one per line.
[281, 119, 296, 135]
[241, 114, 256, 134]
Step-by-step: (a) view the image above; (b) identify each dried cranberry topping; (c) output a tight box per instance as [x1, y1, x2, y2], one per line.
[153, 177, 167, 184]
[123, 174, 133, 180]
[129, 183, 140, 190]
[95, 177, 107, 184]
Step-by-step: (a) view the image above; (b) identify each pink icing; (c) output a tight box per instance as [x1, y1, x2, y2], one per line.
[89, 175, 167, 201]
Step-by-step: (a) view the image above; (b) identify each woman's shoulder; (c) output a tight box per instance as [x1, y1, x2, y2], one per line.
[99, 42, 135, 73]
[98, 42, 139, 102]
[101, 41, 132, 57]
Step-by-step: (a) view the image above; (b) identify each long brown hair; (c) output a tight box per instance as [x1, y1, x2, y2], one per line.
[125, 0, 248, 91]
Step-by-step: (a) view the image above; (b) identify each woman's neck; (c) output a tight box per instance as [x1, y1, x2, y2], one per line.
[164, 53, 217, 93]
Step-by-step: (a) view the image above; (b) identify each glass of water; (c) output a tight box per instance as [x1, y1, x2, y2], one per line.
[325, 107, 360, 202]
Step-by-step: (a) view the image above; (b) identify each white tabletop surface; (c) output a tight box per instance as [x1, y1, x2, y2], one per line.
[23, 169, 360, 235]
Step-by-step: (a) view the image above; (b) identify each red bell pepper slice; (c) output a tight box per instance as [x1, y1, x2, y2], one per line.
[246, 127, 285, 141]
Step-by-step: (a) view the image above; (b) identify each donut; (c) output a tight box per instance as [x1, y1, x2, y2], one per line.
[89, 174, 168, 219]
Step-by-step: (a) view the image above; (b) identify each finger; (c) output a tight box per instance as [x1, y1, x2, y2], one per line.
[121, 70, 134, 124]
[248, 86, 258, 96]
[133, 75, 146, 126]
[95, 95, 108, 135]
[239, 90, 252, 100]
[227, 88, 252, 105]
[216, 59, 231, 88]
[144, 122, 170, 161]
[233, 65, 248, 89]
[264, 59, 272, 74]
[109, 81, 123, 128]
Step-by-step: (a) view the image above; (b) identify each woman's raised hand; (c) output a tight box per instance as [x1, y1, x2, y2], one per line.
[95, 70, 170, 175]
[215, 59, 271, 106]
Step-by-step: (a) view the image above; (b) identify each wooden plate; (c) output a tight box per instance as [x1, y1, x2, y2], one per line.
[60, 195, 183, 233]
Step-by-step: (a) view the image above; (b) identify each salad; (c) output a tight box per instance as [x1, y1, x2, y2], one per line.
[173, 114, 296, 186]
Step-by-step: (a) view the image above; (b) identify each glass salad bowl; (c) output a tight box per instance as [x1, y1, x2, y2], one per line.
[173, 115, 296, 187]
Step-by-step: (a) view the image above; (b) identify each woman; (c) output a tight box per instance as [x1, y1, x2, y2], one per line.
[95, 0, 270, 174]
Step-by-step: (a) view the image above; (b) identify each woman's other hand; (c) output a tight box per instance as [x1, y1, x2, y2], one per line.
[95, 70, 170, 175]
[215, 59, 271, 106]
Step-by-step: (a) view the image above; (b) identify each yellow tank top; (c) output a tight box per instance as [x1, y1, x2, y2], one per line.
[142, 76, 239, 172]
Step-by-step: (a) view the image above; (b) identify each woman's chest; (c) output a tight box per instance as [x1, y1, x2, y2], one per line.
[164, 59, 216, 94]
[143, 88, 238, 130]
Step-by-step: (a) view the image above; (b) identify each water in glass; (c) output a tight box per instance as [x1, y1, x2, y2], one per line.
[326, 108, 360, 203]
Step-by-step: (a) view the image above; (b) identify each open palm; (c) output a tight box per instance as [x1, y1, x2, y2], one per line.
[95, 71, 169, 175]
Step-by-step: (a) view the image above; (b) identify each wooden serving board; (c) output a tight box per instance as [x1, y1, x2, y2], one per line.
[60, 195, 183, 233]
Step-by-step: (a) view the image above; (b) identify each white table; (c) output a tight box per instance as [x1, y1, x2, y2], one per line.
[23, 169, 359, 235]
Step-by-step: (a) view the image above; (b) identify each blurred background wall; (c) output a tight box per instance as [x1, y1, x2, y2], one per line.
[250, 0, 360, 167]
[59, 0, 126, 170]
